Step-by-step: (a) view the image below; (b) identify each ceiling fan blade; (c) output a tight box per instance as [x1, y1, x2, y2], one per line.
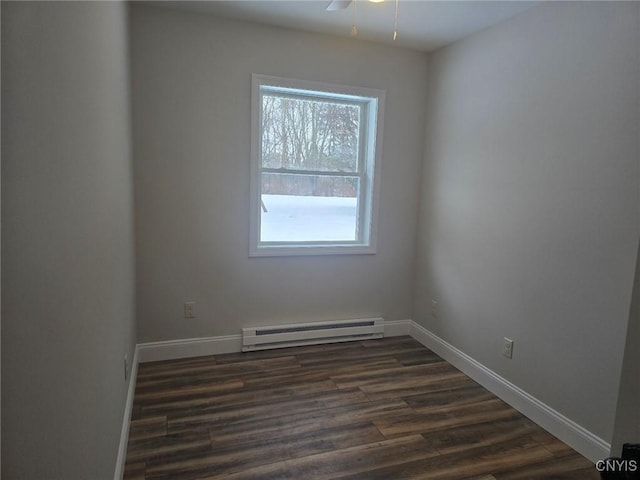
[326, 0, 352, 11]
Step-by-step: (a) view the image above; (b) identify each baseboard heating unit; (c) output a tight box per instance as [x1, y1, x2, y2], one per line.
[241, 317, 384, 352]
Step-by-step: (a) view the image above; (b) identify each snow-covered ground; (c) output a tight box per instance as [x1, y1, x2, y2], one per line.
[261, 194, 357, 242]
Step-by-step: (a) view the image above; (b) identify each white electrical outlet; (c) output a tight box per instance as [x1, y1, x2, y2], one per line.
[124, 354, 129, 381]
[503, 338, 514, 359]
[431, 300, 438, 317]
[184, 301, 196, 319]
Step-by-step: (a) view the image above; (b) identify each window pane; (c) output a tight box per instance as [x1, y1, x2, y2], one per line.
[260, 173, 359, 242]
[261, 93, 360, 173]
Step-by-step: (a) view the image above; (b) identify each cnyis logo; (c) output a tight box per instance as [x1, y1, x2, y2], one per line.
[596, 458, 639, 472]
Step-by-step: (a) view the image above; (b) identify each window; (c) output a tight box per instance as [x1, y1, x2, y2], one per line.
[250, 74, 384, 256]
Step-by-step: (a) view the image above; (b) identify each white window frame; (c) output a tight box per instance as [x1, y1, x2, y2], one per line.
[249, 74, 385, 257]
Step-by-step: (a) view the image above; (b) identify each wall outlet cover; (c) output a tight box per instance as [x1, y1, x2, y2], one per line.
[184, 301, 196, 319]
[503, 338, 514, 359]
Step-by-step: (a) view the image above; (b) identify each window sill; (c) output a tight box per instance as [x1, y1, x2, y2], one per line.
[249, 244, 377, 257]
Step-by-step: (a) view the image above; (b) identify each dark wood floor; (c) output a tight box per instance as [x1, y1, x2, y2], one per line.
[124, 336, 599, 480]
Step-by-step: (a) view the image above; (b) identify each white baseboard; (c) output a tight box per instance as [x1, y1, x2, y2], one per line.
[118, 319, 607, 475]
[137, 335, 242, 363]
[137, 319, 412, 363]
[384, 319, 411, 337]
[408, 321, 610, 463]
[113, 346, 139, 480]
[114, 319, 410, 476]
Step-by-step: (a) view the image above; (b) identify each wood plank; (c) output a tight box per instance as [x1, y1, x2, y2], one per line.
[200, 435, 438, 480]
[375, 398, 522, 438]
[144, 436, 290, 480]
[421, 417, 541, 455]
[403, 383, 495, 412]
[140, 378, 344, 417]
[123, 461, 146, 480]
[338, 444, 554, 480]
[125, 336, 596, 479]
[361, 370, 472, 395]
[145, 423, 384, 480]
[289, 355, 402, 377]
[361, 372, 477, 401]
[128, 416, 168, 442]
[330, 360, 457, 389]
[188, 397, 411, 441]
[494, 455, 599, 479]
[135, 378, 245, 404]
[136, 356, 299, 385]
[126, 431, 212, 463]
[162, 387, 365, 432]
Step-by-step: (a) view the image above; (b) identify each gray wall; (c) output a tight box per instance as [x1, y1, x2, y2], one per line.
[611, 240, 640, 454]
[130, 6, 428, 343]
[1, 3, 136, 479]
[0, 4, 3, 472]
[2, 3, 637, 477]
[415, 1, 640, 443]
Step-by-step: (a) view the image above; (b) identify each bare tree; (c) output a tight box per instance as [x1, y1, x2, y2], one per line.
[262, 94, 359, 173]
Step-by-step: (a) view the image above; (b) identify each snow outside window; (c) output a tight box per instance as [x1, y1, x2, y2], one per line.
[250, 75, 385, 257]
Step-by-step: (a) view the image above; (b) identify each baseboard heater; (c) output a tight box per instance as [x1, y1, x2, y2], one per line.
[241, 317, 384, 352]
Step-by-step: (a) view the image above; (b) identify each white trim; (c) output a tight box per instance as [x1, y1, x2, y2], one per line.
[384, 319, 411, 337]
[408, 321, 610, 463]
[137, 335, 242, 363]
[249, 244, 377, 257]
[242, 318, 384, 352]
[135, 320, 411, 364]
[116, 320, 607, 477]
[249, 73, 385, 258]
[113, 346, 139, 480]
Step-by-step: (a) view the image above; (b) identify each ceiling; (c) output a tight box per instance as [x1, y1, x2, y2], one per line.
[160, 0, 539, 52]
